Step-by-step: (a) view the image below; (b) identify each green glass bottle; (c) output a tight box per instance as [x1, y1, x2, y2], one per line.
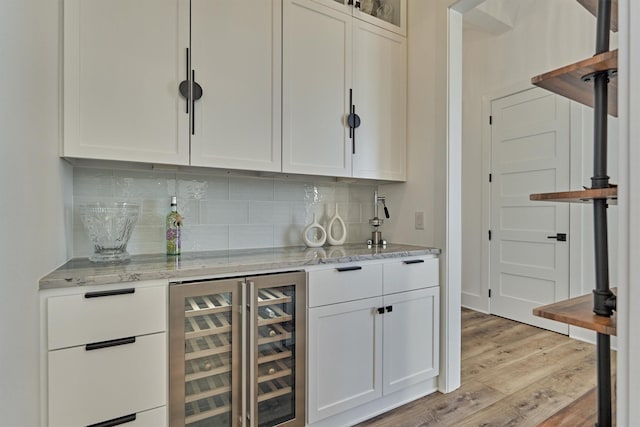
[166, 196, 182, 255]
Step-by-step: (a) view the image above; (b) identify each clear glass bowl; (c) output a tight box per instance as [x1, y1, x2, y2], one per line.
[79, 202, 140, 263]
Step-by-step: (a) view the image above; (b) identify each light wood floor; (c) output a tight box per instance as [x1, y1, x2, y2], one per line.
[357, 307, 616, 427]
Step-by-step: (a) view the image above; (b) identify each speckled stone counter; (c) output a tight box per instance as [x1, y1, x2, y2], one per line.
[39, 243, 440, 290]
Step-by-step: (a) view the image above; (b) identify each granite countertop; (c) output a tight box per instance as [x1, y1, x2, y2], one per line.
[39, 243, 440, 290]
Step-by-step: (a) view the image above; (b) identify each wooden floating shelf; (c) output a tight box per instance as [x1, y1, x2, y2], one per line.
[533, 288, 617, 336]
[577, 0, 618, 32]
[530, 186, 617, 204]
[531, 49, 618, 117]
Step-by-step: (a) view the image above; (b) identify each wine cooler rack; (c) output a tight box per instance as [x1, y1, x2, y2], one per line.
[184, 291, 234, 427]
[170, 272, 305, 427]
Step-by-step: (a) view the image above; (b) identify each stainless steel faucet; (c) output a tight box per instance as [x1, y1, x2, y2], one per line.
[368, 190, 390, 246]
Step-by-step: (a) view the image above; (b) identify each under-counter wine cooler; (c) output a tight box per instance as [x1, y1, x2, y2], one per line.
[169, 271, 306, 427]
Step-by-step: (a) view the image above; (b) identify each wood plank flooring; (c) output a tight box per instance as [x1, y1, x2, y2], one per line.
[357, 307, 616, 427]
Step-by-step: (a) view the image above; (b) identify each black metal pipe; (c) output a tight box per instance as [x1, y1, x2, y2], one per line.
[595, 0, 611, 54]
[591, 73, 609, 190]
[596, 332, 612, 427]
[592, 199, 614, 316]
[592, 2, 614, 426]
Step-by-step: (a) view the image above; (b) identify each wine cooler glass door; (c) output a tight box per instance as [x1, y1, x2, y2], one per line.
[250, 272, 306, 427]
[170, 280, 243, 427]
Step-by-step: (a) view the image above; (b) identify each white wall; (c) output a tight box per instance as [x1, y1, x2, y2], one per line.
[0, 0, 72, 425]
[461, 0, 619, 318]
[381, 0, 440, 248]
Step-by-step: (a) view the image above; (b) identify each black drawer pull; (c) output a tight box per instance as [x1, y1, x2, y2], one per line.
[385, 305, 393, 313]
[86, 336, 136, 351]
[377, 307, 385, 314]
[84, 288, 135, 299]
[87, 413, 136, 427]
[336, 266, 362, 272]
[403, 259, 425, 265]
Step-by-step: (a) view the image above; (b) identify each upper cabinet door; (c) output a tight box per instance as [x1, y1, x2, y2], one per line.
[190, 1, 282, 172]
[63, 0, 190, 165]
[352, 20, 407, 181]
[282, 0, 353, 177]
[309, 0, 407, 36]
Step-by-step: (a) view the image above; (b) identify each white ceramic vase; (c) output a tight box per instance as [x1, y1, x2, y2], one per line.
[327, 203, 347, 246]
[303, 213, 327, 247]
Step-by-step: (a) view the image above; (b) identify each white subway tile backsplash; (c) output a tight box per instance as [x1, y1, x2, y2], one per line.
[181, 225, 229, 251]
[229, 225, 275, 250]
[177, 177, 208, 201]
[274, 180, 307, 201]
[250, 201, 292, 225]
[74, 168, 115, 197]
[114, 169, 175, 199]
[126, 226, 164, 254]
[73, 166, 377, 256]
[274, 224, 305, 247]
[290, 202, 308, 225]
[202, 200, 251, 225]
[230, 177, 274, 201]
[180, 199, 202, 226]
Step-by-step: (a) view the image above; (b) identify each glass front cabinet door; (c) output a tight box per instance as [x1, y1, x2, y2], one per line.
[170, 272, 306, 427]
[311, 0, 407, 35]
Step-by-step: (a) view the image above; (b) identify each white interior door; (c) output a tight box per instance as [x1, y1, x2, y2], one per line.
[490, 88, 570, 334]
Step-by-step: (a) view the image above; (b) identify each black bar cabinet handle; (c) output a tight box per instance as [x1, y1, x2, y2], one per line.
[185, 48, 189, 113]
[87, 413, 137, 427]
[403, 259, 425, 265]
[377, 307, 384, 314]
[352, 103, 356, 154]
[336, 266, 362, 272]
[84, 288, 135, 299]
[191, 70, 196, 135]
[385, 305, 393, 313]
[85, 336, 136, 351]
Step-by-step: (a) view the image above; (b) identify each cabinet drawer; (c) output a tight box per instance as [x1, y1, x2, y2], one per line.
[383, 257, 439, 295]
[48, 332, 167, 427]
[47, 284, 166, 350]
[308, 264, 382, 307]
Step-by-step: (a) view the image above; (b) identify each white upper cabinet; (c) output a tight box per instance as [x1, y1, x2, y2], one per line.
[63, 0, 281, 172]
[63, 0, 190, 165]
[310, 0, 406, 36]
[282, 0, 353, 177]
[190, 1, 282, 172]
[283, 0, 407, 181]
[63, 0, 406, 181]
[352, 20, 406, 181]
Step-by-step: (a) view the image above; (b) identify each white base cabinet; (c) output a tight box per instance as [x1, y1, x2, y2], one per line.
[382, 287, 439, 395]
[42, 280, 168, 427]
[308, 296, 383, 421]
[307, 257, 440, 425]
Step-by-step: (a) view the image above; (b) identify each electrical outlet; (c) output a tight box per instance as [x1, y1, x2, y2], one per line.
[415, 211, 425, 230]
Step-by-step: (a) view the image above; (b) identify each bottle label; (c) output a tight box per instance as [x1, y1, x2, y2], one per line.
[167, 213, 182, 255]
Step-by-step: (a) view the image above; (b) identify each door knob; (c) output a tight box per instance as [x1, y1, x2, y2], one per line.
[547, 233, 567, 241]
